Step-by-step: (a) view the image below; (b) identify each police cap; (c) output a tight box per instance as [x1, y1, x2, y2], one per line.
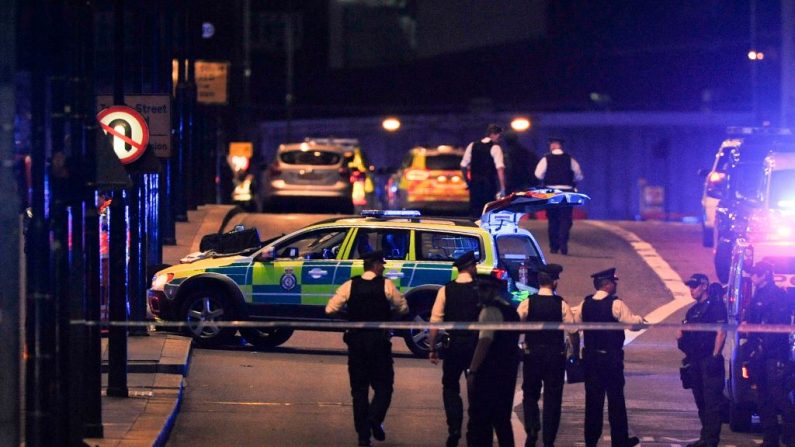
[684, 273, 709, 288]
[361, 250, 386, 263]
[542, 263, 564, 281]
[453, 251, 477, 270]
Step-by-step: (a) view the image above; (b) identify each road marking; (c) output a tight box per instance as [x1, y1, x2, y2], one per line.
[584, 221, 694, 345]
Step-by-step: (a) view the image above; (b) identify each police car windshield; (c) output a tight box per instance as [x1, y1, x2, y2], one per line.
[769, 169, 795, 209]
[425, 154, 463, 170]
[731, 162, 765, 200]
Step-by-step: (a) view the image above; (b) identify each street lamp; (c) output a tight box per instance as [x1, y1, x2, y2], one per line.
[510, 117, 531, 132]
[382, 117, 401, 132]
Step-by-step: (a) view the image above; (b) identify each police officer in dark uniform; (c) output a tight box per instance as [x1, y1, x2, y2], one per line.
[745, 262, 795, 447]
[326, 250, 409, 447]
[428, 251, 481, 447]
[466, 275, 521, 447]
[574, 268, 643, 447]
[676, 274, 727, 447]
[461, 124, 507, 217]
[534, 138, 584, 255]
[517, 264, 576, 447]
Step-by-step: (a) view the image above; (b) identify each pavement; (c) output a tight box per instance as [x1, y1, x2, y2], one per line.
[83, 204, 236, 447]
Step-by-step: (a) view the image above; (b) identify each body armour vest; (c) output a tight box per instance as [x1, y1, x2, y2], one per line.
[347, 276, 391, 322]
[470, 141, 497, 186]
[582, 295, 624, 351]
[524, 294, 564, 348]
[443, 281, 481, 338]
[481, 300, 520, 371]
[542, 153, 574, 188]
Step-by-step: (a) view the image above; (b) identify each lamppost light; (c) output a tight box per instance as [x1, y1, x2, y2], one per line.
[382, 117, 401, 132]
[747, 50, 764, 61]
[510, 117, 531, 132]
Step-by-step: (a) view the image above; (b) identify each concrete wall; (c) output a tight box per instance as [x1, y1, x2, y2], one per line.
[255, 111, 754, 220]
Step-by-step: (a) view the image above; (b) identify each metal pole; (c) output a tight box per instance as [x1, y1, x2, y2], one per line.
[0, 0, 21, 445]
[781, 0, 795, 127]
[75, 0, 104, 435]
[285, 5, 294, 143]
[25, 0, 57, 442]
[750, 0, 758, 122]
[173, 0, 188, 222]
[107, 0, 129, 398]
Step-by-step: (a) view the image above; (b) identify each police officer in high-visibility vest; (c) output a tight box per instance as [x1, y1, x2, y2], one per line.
[461, 124, 507, 217]
[517, 264, 576, 447]
[534, 138, 584, 255]
[428, 251, 481, 447]
[574, 268, 644, 447]
[326, 250, 409, 447]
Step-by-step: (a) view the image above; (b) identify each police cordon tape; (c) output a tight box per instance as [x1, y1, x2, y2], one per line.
[68, 319, 795, 334]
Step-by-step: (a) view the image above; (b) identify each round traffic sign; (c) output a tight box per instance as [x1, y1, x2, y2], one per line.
[96, 106, 150, 165]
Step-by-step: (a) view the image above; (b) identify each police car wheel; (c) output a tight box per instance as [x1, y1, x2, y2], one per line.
[701, 223, 714, 247]
[181, 290, 236, 347]
[241, 327, 294, 349]
[714, 239, 732, 284]
[403, 309, 441, 358]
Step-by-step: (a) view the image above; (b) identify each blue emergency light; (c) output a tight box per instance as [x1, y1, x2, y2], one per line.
[360, 210, 421, 218]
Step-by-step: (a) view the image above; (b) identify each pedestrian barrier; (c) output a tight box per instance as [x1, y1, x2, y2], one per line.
[69, 319, 794, 334]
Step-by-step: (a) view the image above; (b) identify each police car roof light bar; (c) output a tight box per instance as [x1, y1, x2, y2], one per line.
[360, 210, 421, 218]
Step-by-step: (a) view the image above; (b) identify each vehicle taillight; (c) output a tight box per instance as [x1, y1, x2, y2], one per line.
[405, 169, 429, 181]
[491, 267, 508, 281]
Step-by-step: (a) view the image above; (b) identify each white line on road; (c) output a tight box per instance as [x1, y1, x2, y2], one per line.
[585, 221, 695, 345]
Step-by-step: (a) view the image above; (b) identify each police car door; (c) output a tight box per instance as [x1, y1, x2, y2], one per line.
[250, 227, 348, 318]
[411, 230, 481, 286]
[337, 228, 414, 294]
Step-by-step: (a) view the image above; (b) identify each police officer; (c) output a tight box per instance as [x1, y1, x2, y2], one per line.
[466, 275, 521, 447]
[534, 138, 584, 255]
[517, 264, 576, 447]
[428, 251, 481, 447]
[574, 268, 643, 447]
[746, 262, 795, 447]
[461, 124, 507, 217]
[326, 250, 409, 447]
[676, 275, 727, 447]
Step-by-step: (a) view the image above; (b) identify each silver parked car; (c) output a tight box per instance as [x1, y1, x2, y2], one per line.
[258, 139, 374, 213]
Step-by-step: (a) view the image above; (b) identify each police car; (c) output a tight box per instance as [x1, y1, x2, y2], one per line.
[147, 190, 588, 356]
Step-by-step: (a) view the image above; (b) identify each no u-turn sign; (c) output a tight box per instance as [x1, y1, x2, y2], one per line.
[96, 106, 150, 165]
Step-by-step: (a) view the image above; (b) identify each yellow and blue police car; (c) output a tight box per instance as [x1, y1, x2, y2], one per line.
[148, 190, 588, 356]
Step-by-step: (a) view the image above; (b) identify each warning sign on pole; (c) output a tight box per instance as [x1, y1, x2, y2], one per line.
[96, 106, 151, 165]
[97, 95, 171, 158]
[195, 60, 229, 105]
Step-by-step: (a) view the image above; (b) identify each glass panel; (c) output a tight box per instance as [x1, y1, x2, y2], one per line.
[425, 154, 462, 170]
[416, 231, 481, 261]
[349, 229, 411, 260]
[276, 229, 348, 259]
[769, 170, 795, 209]
[280, 150, 341, 165]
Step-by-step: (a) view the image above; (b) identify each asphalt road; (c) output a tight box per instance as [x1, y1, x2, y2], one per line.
[166, 214, 762, 447]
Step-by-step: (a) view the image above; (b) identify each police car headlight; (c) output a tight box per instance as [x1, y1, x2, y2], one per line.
[151, 273, 174, 291]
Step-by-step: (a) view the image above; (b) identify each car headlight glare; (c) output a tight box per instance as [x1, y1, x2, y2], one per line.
[151, 273, 174, 291]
